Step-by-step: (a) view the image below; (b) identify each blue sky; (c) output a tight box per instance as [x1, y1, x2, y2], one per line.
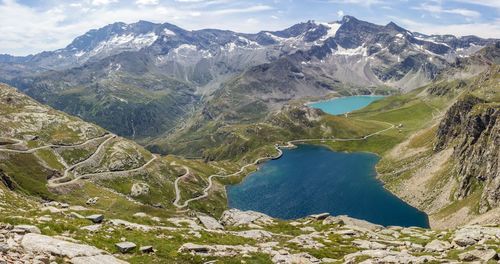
[1, 0, 499, 55]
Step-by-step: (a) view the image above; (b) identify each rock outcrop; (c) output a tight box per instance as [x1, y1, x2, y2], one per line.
[434, 94, 499, 213]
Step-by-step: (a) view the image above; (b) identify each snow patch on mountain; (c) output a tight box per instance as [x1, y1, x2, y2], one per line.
[333, 45, 368, 56]
[318, 22, 341, 41]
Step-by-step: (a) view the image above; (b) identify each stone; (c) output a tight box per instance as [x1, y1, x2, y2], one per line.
[70, 212, 85, 219]
[309, 213, 329, 220]
[353, 239, 387, 250]
[179, 243, 211, 253]
[115, 242, 136, 253]
[331, 215, 382, 231]
[453, 227, 483, 247]
[458, 249, 498, 262]
[424, 239, 451, 252]
[21, 233, 104, 258]
[0, 243, 9, 253]
[219, 209, 274, 227]
[139, 246, 154, 253]
[81, 225, 101, 232]
[14, 225, 41, 234]
[41, 206, 63, 214]
[197, 213, 224, 230]
[86, 214, 104, 224]
[234, 230, 273, 240]
[37, 216, 52, 222]
[70, 255, 128, 264]
[86, 197, 99, 205]
[130, 183, 149, 197]
[322, 216, 344, 226]
[133, 212, 147, 218]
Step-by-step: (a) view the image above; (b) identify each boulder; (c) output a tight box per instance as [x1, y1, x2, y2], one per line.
[130, 183, 149, 197]
[21, 233, 104, 258]
[70, 212, 85, 219]
[86, 214, 104, 224]
[86, 197, 99, 205]
[329, 215, 382, 231]
[233, 230, 273, 240]
[309, 213, 329, 220]
[219, 209, 274, 227]
[115, 242, 136, 253]
[139, 246, 154, 253]
[14, 225, 41, 234]
[70, 254, 128, 264]
[81, 225, 101, 232]
[424, 239, 451, 252]
[197, 213, 223, 230]
[458, 249, 498, 262]
[179, 243, 211, 253]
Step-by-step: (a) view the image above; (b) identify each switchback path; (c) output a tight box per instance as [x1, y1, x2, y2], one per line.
[173, 121, 395, 209]
[0, 133, 158, 189]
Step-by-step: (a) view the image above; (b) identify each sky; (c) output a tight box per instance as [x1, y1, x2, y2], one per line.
[1, 0, 499, 56]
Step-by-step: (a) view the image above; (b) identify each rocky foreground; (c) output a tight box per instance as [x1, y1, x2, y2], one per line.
[1, 197, 499, 264]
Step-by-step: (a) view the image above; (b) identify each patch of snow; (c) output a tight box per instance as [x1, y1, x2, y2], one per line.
[75, 51, 86, 57]
[414, 36, 450, 47]
[163, 28, 176, 36]
[395, 33, 404, 38]
[333, 45, 368, 56]
[318, 22, 341, 41]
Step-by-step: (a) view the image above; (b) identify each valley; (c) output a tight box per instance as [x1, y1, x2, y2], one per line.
[0, 12, 498, 264]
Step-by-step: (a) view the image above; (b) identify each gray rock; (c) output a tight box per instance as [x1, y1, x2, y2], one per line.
[86, 197, 99, 205]
[219, 209, 274, 227]
[424, 239, 451, 252]
[139, 246, 154, 253]
[458, 249, 498, 262]
[197, 213, 224, 230]
[130, 183, 149, 197]
[179, 243, 211, 253]
[14, 225, 41, 234]
[70, 212, 85, 219]
[86, 214, 104, 224]
[81, 225, 101, 232]
[309, 213, 329, 220]
[70, 255, 128, 264]
[0, 243, 9, 253]
[115, 242, 136, 253]
[21, 233, 104, 258]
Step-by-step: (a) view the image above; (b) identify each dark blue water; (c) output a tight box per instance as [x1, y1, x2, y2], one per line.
[227, 145, 429, 228]
[309, 95, 384, 115]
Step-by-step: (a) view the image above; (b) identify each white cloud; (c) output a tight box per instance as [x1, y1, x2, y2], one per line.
[135, 0, 159, 5]
[337, 10, 344, 17]
[392, 16, 500, 38]
[414, 3, 480, 18]
[327, 0, 385, 6]
[211, 5, 273, 15]
[91, 0, 119, 6]
[452, 0, 500, 9]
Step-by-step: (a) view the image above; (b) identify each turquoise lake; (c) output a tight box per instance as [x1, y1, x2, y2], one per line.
[227, 145, 429, 227]
[309, 95, 385, 115]
[227, 95, 429, 228]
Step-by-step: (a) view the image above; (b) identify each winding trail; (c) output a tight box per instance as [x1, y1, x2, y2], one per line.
[0, 133, 158, 189]
[0, 133, 111, 153]
[173, 121, 395, 209]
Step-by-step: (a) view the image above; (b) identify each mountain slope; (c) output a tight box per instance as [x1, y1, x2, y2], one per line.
[1, 16, 496, 143]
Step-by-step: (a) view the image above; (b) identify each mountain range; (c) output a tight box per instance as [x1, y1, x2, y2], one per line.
[1, 16, 497, 146]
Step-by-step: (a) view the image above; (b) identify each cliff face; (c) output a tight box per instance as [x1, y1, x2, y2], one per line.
[434, 95, 499, 213]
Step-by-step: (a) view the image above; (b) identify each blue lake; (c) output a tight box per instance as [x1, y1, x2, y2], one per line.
[227, 145, 429, 227]
[309, 95, 385, 115]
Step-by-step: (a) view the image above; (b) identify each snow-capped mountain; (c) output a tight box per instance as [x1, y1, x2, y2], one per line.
[0, 16, 497, 140]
